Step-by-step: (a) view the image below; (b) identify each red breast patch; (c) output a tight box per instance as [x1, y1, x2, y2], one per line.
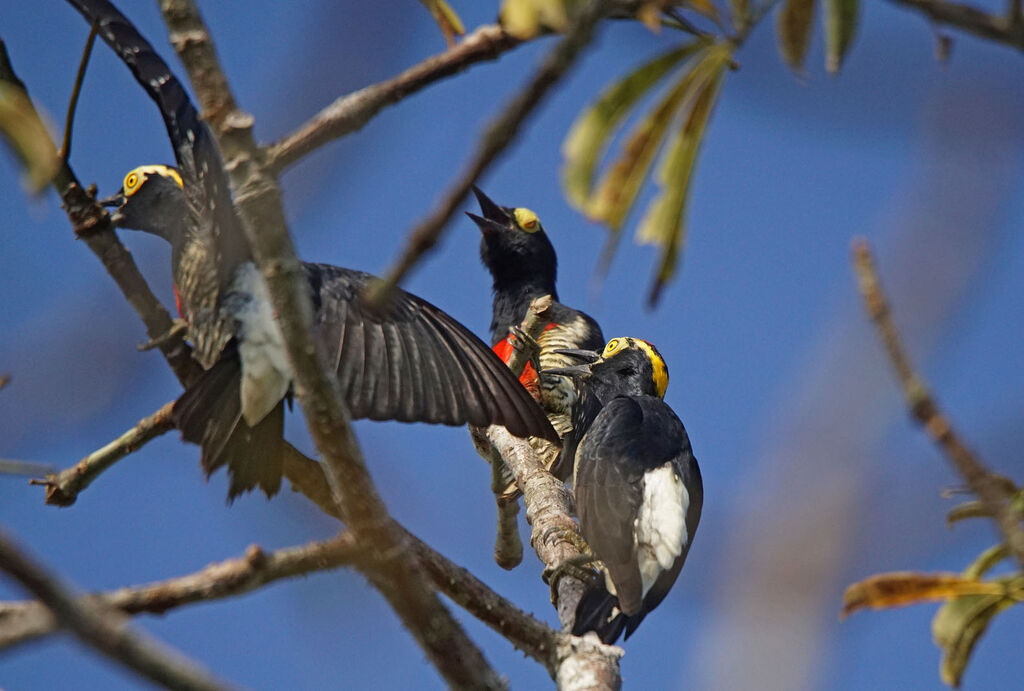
[492, 322, 557, 402]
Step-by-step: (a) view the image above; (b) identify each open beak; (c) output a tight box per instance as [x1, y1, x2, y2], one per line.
[553, 348, 600, 363]
[542, 363, 593, 379]
[97, 191, 125, 224]
[467, 185, 511, 235]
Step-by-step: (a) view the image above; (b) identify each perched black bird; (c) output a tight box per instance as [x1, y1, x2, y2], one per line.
[73, 0, 557, 499]
[468, 188, 603, 476]
[547, 337, 702, 644]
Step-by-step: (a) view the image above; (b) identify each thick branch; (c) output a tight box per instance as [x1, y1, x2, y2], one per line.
[158, 3, 502, 687]
[852, 239, 1024, 568]
[31, 401, 175, 506]
[886, 0, 1024, 50]
[370, 0, 615, 301]
[265, 25, 520, 173]
[0, 531, 232, 691]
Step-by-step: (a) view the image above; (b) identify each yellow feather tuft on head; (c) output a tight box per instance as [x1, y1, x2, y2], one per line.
[601, 337, 669, 398]
[512, 207, 541, 233]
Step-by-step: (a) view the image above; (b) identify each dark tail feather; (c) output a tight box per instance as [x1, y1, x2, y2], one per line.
[172, 356, 284, 501]
[572, 584, 628, 645]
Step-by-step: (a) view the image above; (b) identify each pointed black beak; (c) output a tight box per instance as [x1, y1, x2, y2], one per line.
[466, 211, 506, 236]
[542, 363, 593, 379]
[98, 191, 123, 208]
[472, 185, 510, 223]
[553, 348, 601, 363]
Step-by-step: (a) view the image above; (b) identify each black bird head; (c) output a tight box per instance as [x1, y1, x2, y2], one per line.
[546, 337, 669, 399]
[100, 164, 186, 241]
[468, 186, 558, 293]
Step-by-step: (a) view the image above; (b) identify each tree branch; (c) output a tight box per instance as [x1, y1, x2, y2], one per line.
[0, 530, 233, 691]
[368, 0, 616, 303]
[30, 400, 175, 506]
[851, 239, 1024, 569]
[265, 24, 521, 174]
[886, 0, 1024, 50]
[9, 457, 562, 674]
[158, 3, 503, 687]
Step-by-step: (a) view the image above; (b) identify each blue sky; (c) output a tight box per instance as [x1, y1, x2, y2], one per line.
[2, 1, 1023, 689]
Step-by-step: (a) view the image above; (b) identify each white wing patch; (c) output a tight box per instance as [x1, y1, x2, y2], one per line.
[230, 262, 292, 425]
[634, 464, 689, 598]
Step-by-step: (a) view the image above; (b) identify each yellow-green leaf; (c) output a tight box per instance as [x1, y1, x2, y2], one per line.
[419, 0, 465, 47]
[963, 544, 1010, 580]
[777, 0, 816, 72]
[824, 0, 858, 73]
[562, 40, 709, 210]
[636, 44, 730, 305]
[840, 572, 1006, 618]
[933, 587, 1018, 687]
[0, 82, 59, 193]
[500, 0, 573, 39]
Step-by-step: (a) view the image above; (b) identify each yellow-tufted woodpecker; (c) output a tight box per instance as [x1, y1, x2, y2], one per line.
[468, 188, 603, 479]
[546, 337, 702, 644]
[74, 0, 557, 500]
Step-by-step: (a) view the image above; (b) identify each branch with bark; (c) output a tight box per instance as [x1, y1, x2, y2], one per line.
[887, 0, 1024, 51]
[158, 2, 506, 687]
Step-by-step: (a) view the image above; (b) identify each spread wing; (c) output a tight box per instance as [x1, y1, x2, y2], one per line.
[306, 264, 558, 442]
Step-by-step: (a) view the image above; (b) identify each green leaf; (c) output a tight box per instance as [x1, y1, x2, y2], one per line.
[963, 545, 1010, 580]
[562, 41, 708, 210]
[841, 571, 1007, 618]
[933, 588, 1017, 687]
[777, 0, 816, 72]
[419, 0, 465, 47]
[0, 82, 59, 193]
[636, 44, 730, 305]
[824, 0, 859, 73]
[729, 0, 750, 32]
[500, 0, 575, 39]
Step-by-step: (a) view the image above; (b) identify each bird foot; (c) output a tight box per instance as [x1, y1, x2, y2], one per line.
[540, 526, 597, 603]
[508, 325, 542, 372]
[138, 319, 188, 351]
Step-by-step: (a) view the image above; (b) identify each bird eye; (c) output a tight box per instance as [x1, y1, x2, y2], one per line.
[602, 339, 622, 357]
[513, 208, 541, 233]
[124, 172, 141, 195]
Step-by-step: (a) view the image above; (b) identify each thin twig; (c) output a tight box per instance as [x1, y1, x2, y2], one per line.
[851, 239, 1024, 569]
[30, 401, 176, 506]
[886, 0, 1024, 51]
[367, 0, 617, 304]
[0, 530, 233, 691]
[158, 3, 504, 687]
[265, 24, 520, 174]
[0, 41, 199, 388]
[58, 22, 97, 160]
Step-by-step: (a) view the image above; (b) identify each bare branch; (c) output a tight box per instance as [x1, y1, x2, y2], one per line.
[265, 25, 520, 173]
[0, 532, 361, 651]
[0, 530, 233, 691]
[368, 0, 617, 303]
[851, 239, 1024, 568]
[30, 401, 176, 506]
[886, 0, 1024, 50]
[278, 448, 562, 671]
[12, 454, 562, 674]
[0, 41, 199, 388]
[158, 3, 503, 687]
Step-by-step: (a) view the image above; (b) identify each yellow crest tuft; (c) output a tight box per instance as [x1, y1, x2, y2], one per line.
[123, 165, 183, 197]
[601, 337, 669, 398]
[512, 207, 541, 233]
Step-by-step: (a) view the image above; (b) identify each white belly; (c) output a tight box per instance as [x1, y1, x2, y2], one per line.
[633, 464, 689, 597]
